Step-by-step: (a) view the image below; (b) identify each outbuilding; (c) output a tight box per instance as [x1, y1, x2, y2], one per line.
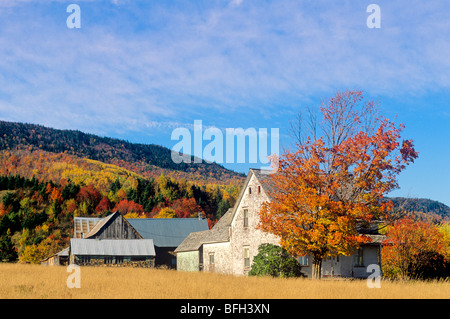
[69, 238, 156, 267]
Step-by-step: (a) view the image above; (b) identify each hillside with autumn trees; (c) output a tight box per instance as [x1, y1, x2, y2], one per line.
[0, 120, 243, 263]
[0, 120, 245, 184]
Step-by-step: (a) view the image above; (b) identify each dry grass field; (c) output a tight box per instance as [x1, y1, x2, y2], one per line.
[0, 263, 448, 299]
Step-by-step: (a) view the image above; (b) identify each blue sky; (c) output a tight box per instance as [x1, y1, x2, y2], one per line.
[0, 0, 448, 206]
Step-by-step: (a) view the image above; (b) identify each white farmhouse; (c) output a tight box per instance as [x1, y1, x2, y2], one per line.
[175, 169, 385, 278]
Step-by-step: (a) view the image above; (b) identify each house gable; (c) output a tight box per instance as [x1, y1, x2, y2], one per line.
[227, 169, 279, 275]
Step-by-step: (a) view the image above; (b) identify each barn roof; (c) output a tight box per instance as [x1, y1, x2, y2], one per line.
[70, 239, 155, 256]
[127, 218, 209, 247]
[84, 212, 117, 238]
[83, 211, 143, 239]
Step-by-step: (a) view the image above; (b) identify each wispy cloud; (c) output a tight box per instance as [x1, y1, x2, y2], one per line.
[0, 0, 448, 136]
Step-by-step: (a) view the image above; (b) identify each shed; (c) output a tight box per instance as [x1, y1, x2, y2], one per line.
[41, 247, 69, 266]
[69, 238, 155, 267]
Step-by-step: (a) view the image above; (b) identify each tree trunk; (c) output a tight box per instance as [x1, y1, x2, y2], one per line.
[312, 255, 322, 279]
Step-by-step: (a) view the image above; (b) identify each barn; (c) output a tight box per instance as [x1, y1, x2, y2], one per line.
[42, 210, 210, 268]
[41, 247, 69, 266]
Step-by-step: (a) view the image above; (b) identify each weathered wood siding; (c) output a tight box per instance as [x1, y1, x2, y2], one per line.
[93, 215, 141, 239]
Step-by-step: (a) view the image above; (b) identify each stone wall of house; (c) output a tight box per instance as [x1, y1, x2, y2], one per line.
[229, 173, 279, 276]
[202, 241, 233, 274]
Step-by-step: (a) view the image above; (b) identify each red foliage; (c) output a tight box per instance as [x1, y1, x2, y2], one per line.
[95, 196, 111, 214]
[113, 199, 144, 215]
[76, 184, 102, 208]
[171, 197, 204, 218]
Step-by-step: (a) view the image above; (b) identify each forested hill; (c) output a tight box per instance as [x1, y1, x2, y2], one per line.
[0, 120, 245, 184]
[386, 197, 450, 219]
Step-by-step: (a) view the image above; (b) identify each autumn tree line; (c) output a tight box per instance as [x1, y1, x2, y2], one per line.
[0, 173, 239, 264]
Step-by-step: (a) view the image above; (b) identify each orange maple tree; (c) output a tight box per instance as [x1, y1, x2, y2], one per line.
[259, 90, 418, 279]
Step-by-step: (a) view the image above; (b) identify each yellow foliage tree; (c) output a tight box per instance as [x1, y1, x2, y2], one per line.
[124, 212, 146, 219]
[153, 207, 176, 219]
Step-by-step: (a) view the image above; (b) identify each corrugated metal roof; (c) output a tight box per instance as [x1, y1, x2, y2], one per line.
[57, 247, 70, 256]
[127, 218, 209, 247]
[70, 239, 155, 256]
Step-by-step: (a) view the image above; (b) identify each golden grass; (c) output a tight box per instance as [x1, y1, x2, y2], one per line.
[0, 263, 448, 299]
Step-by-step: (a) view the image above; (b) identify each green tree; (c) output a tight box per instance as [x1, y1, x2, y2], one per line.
[0, 230, 18, 261]
[216, 198, 231, 219]
[249, 244, 303, 278]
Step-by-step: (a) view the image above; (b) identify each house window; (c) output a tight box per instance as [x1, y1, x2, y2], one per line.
[298, 256, 308, 266]
[257, 185, 261, 194]
[248, 187, 252, 195]
[243, 209, 249, 227]
[354, 248, 364, 267]
[209, 253, 215, 272]
[244, 246, 250, 269]
[116, 256, 124, 264]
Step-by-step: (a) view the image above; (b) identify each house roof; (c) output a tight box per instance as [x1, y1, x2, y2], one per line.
[175, 209, 233, 252]
[176, 169, 274, 253]
[174, 230, 210, 252]
[70, 238, 155, 256]
[127, 218, 209, 247]
[363, 234, 387, 244]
